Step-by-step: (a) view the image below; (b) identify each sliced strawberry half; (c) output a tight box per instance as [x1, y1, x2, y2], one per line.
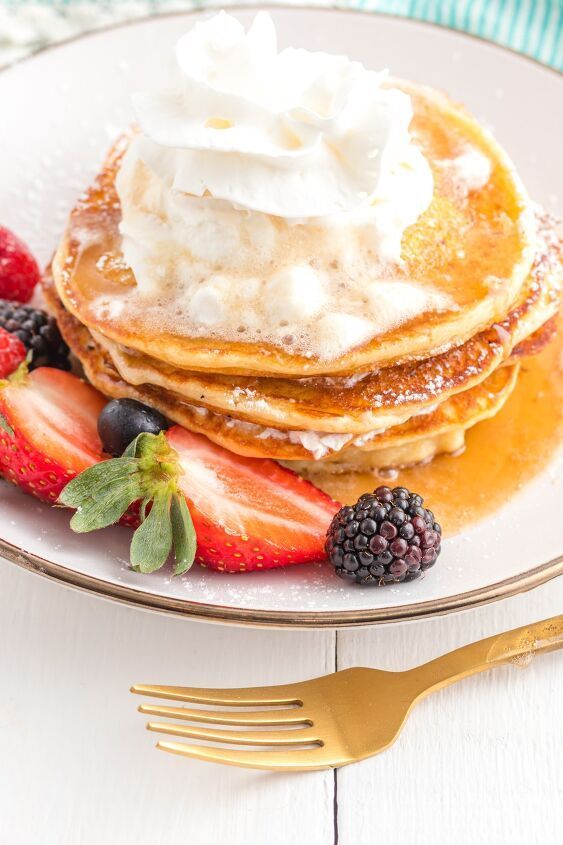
[2, 369, 340, 575]
[60, 425, 340, 575]
[168, 426, 340, 572]
[0, 366, 107, 502]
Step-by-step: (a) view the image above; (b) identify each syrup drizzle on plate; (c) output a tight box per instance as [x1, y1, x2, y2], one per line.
[318, 318, 562, 537]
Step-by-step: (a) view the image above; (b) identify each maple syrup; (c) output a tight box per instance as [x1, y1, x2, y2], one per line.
[318, 325, 562, 536]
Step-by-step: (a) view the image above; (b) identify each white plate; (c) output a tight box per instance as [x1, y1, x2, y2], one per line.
[0, 7, 561, 627]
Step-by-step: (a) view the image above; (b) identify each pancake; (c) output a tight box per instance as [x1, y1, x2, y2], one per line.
[51, 81, 536, 378]
[44, 274, 524, 467]
[285, 364, 520, 474]
[50, 217, 561, 436]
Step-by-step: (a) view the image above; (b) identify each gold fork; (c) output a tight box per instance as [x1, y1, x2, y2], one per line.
[132, 614, 562, 771]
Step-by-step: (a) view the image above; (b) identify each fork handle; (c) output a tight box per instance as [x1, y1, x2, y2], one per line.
[411, 615, 563, 697]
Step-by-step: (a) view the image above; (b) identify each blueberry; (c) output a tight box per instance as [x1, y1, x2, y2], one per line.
[98, 398, 170, 456]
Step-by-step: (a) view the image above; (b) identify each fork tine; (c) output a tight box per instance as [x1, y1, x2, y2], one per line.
[131, 683, 302, 707]
[138, 703, 308, 726]
[156, 741, 336, 771]
[146, 721, 319, 747]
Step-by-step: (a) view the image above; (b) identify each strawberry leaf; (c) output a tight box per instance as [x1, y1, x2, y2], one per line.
[170, 492, 197, 575]
[122, 432, 145, 459]
[139, 496, 151, 523]
[61, 458, 143, 532]
[130, 489, 173, 573]
[60, 431, 198, 576]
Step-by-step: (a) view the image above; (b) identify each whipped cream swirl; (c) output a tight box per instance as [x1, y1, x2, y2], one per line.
[114, 12, 445, 361]
[127, 11, 433, 245]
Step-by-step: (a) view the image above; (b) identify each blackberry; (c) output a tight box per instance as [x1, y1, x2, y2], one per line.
[0, 299, 70, 371]
[325, 485, 441, 586]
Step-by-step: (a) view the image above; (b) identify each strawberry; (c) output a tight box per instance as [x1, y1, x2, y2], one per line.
[0, 226, 41, 303]
[0, 327, 26, 378]
[169, 427, 340, 572]
[0, 364, 340, 575]
[0, 365, 107, 503]
[60, 427, 340, 575]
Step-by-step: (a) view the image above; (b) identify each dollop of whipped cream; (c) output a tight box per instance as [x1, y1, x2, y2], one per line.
[124, 10, 432, 248]
[115, 12, 446, 361]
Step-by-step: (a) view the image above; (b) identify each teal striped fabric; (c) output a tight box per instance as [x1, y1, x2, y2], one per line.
[0, 1, 561, 72]
[354, 0, 562, 70]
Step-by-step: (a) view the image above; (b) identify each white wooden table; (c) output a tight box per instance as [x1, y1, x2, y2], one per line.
[0, 557, 561, 844]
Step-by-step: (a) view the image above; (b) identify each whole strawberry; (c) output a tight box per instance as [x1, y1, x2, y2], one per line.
[0, 327, 26, 379]
[0, 226, 40, 303]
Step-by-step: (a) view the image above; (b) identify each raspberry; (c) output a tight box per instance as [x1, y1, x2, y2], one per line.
[325, 485, 442, 586]
[0, 326, 26, 379]
[0, 227, 40, 303]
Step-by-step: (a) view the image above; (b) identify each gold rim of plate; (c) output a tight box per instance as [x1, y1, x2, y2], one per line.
[1, 534, 562, 628]
[1, 6, 561, 627]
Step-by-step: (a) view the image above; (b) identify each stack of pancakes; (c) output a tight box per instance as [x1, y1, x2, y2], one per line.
[45, 82, 562, 475]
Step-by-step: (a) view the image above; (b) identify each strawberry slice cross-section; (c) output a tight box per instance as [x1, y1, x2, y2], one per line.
[1, 364, 340, 575]
[61, 425, 340, 575]
[169, 427, 340, 572]
[0, 366, 106, 502]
